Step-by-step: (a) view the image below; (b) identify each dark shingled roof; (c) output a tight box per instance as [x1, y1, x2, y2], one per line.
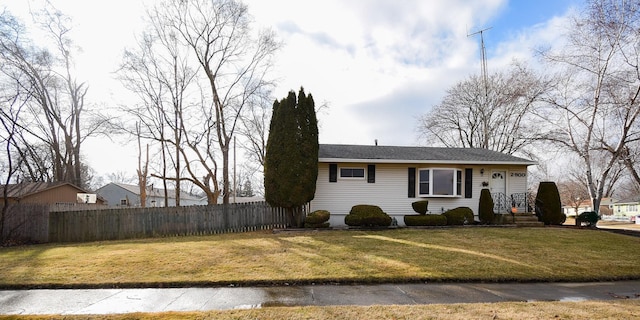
[319, 144, 536, 165]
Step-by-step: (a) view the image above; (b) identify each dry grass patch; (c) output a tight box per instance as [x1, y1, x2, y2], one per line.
[0, 228, 639, 287]
[3, 300, 639, 320]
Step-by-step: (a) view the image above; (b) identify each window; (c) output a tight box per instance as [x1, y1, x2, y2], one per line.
[419, 170, 430, 194]
[340, 167, 365, 179]
[120, 199, 128, 206]
[418, 168, 462, 196]
[629, 205, 637, 212]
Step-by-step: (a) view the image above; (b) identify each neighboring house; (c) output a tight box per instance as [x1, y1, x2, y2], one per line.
[311, 144, 537, 227]
[96, 183, 205, 207]
[609, 198, 640, 221]
[0, 182, 106, 207]
[562, 198, 614, 217]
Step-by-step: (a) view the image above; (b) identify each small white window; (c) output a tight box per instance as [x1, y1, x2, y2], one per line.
[120, 199, 128, 206]
[340, 167, 365, 179]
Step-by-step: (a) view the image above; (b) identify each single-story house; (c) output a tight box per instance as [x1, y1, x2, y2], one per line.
[0, 182, 106, 207]
[96, 182, 205, 207]
[310, 144, 537, 227]
[609, 198, 640, 221]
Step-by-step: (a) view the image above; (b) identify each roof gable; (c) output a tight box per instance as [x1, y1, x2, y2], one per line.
[318, 144, 536, 165]
[0, 182, 86, 199]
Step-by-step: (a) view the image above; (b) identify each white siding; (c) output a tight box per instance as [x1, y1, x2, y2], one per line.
[311, 162, 530, 227]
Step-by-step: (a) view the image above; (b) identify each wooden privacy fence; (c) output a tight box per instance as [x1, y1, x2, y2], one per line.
[1, 204, 49, 244]
[2, 201, 291, 243]
[48, 201, 290, 243]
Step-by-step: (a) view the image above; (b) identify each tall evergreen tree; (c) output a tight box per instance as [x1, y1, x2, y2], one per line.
[264, 88, 318, 227]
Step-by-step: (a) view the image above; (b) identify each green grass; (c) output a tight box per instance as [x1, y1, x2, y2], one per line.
[1, 228, 639, 288]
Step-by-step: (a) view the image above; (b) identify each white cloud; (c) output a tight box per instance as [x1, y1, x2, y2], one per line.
[2, 0, 577, 178]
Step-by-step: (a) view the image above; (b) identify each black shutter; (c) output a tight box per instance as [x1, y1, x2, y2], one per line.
[465, 168, 473, 198]
[329, 164, 337, 182]
[408, 167, 416, 198]
[367, 164, 376, 183]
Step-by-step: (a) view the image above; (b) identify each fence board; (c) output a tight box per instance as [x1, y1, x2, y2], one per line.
[1, 204, 49, 244]
[47, 201, 291, 243]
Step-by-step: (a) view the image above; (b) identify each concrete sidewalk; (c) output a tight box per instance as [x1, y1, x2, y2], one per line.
[1, 281, 639, 315]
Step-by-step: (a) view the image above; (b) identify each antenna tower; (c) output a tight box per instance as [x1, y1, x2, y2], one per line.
[468, 27, 492, 97]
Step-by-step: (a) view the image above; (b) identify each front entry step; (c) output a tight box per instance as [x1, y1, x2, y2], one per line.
[512, 213, 544, 227]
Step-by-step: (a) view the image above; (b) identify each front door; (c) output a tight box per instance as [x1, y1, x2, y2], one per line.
[491, 171, 507, 213]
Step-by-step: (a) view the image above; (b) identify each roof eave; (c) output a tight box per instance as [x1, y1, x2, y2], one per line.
[319, 158, 537, 166]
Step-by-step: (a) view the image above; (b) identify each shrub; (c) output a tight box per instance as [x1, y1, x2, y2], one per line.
[535, 181, 566, 225]
[577, 211, 600, 227]
[443, 207, 474, 225]
[404, 214, 447, 226]
[304, 210, 330, 228]
[478, 188, 495, 224]
[411, 200, 429, 215]
[344, 204, 392, 227]
[492, 214, 511, 225]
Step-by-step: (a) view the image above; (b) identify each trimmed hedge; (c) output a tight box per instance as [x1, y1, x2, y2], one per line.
[411, 200, 429, 215]
[345, 204, 392, 227]
[304, 210, 331, 228]
[478, 188, 495, 224]
[404, 214, 447, 226]
[577, 211, 600, 227]
[535, 181, 566, 225]
[443, 207, 474, 225]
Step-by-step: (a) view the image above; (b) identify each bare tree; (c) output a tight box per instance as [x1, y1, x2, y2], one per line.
[117, 12, 199, 206]
[538, 0, 640, 213]
[155, 0, 279, 204]
[238, 90, 272, 168]
[136, 123, 149, 208]
[418, 63, 549, 158]
[0, 75, 26, 241]
[0, 6, 106, 188]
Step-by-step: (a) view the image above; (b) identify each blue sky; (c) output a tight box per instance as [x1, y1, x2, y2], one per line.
[2, 0, 582, 178]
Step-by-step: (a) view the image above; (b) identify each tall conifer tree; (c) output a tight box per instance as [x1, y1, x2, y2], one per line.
[264, 88, 318, 227]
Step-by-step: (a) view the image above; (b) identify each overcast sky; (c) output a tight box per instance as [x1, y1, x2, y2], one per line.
[2, 0, 582, 179]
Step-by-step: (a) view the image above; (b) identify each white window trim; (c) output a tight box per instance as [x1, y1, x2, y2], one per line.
[339, 167, 366, 180]
[418, 168, 462, 198]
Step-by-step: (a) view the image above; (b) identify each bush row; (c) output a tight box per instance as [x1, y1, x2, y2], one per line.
[404, 207, 474, 226]
[311, 204, 476, 228]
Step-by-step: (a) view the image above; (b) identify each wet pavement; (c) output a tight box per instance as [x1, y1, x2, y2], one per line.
[1, 281, 639, 315]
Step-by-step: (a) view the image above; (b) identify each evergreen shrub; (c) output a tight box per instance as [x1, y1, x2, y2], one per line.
[411, 200, 429, 215]
[478, 188, 495, 224]
[344, 204, 392, 227]
[535, 181, 566, 225]
[443, 207, 474, 225]
[404, 214, 447, 226]
[577, 211, 600, 227]
[304, 210, 330, 228]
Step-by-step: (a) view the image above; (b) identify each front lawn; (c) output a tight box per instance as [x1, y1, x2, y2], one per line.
[3, 300, 640, 320]
[1, 228, 639, 288]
